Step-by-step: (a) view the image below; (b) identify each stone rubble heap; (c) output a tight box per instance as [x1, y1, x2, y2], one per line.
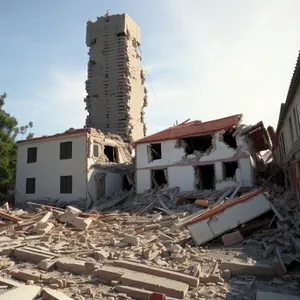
[0, 187, 299, 299]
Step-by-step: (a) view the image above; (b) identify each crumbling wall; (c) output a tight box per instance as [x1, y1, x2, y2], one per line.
[85, 14, 147, 143]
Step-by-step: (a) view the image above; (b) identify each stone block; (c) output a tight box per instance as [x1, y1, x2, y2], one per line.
[113, 260, 199, 287]
[221, 231, 243, 246]
[122, 234, 140, 246]
[42, 288, 73, 300]
[221, 269, 231, 279]
[11, 269, 41, 282]
[94, 250, 109, 261]
[0, 285, 41, 300]
[39, 259, 57, 271]
[56, 258, 91, 275]
[70, 217, 92, 230]
[220, 260, 276, 278]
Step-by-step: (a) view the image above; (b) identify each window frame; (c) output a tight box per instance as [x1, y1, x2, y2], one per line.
[27, 147, 37, 163]
[26, 178, 36, 194]
[60, 175, 73, 194]
[60, 141, 72, 160]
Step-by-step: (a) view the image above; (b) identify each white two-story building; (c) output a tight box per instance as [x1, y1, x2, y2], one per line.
[15, 128, 132, 206]
[134, 114, 271, 194]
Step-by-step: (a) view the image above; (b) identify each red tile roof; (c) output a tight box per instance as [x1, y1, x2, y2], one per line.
[134, 114, 243, 145]
[17, 128, 89, 145]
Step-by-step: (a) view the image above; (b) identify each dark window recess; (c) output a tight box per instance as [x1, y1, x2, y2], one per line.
[196, 165, 215, 190]
[182, 135, 212, 155]
[150, 143, 162, 160]
[27, 147, 37, 163]
[104, 146, 118, 162]
[117, 31, 126, 37]
[223, 131, 237, 148]
[223, 161, 238, 179]
[60, 142, 72, 159]
[26, 178, 35, 194]
[60, 176, 72, 194]
[93, 144, 99, 157]
[151, 169, 168, 189]
[123, 175, 132, 191]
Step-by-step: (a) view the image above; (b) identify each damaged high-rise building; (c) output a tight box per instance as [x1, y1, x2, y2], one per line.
[84, 13, 147, 143]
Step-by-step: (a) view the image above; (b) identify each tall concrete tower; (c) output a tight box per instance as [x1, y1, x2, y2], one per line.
[84, 13, 147, 142]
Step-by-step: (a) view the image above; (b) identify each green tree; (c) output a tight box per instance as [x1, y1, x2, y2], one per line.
[0, 93, 33, 201]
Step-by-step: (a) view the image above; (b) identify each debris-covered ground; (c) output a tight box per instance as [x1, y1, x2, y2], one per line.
[0, 185, 300, 299]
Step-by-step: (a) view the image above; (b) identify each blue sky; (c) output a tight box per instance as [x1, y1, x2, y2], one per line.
[1, 0, 300, 139]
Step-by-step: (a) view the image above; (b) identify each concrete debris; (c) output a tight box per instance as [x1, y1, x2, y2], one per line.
[0, 180, 298, 299]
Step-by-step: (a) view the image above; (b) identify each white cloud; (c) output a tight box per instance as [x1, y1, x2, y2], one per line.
[143, 0, 300, 135]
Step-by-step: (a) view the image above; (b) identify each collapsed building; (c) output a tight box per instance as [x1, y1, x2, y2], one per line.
[134, 114, 272, 194]
[84, 13, 147, 143]
[15, 128, 132, 208]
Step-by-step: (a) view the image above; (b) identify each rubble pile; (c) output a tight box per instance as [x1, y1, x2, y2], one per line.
[0, 186, 299, 299]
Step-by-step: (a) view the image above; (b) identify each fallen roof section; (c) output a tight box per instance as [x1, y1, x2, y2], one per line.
[134, 114, 243, 145]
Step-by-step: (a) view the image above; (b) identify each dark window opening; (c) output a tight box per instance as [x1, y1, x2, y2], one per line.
[93, 144, 99, 157]
[223, 161, 238, 179]
[151, 169, 168, 189]
[26, 178, 35, 194]
[149, 143, 162, 160]
[60, 176, 72, 194]
[196, 165, 215, 190]
[182, 135, 213, 155]
[123, 175, 132, 191]
[117, 31, 126, 37]
[223, 131, 237, 148]
[27, 147, 37, 163]
[60, 142, 72, 160]
[104, 145, 118, 162]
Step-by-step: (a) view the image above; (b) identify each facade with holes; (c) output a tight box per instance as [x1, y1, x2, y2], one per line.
[134, 115, 271, 194]
[15, 128, 132, 205]
[274, 51, 300, 203]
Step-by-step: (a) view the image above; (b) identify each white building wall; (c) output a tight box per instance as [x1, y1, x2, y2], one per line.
[135, 131, 256, 194]
[15, 135, 88, 204]
[136, 169, 151, 194]
[136, 140, 185, 169]
[168, 166, 195, 191]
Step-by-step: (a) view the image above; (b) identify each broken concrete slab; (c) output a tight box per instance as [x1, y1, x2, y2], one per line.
[42, 288, 73, 300]
[120, 272, 189, 299]
[70, 216, 93, 230]
[256, 291, 300, 300]
[56, 258, 92, 275]
[39, 259, 57, 271]
[0, 276, 23, 287]
[14, 246, 57, 262]
[122, 234, 140, 246]
[114, 285, 175, 300]
[188, 191, 271, 246]
[10, 269, 41, 282]
[0, 285, 41, 300]
[113, 260, 199, 287]
[220, 260, 276, 278]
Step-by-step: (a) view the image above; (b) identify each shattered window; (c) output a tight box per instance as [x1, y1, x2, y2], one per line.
[104, 145, 118, 162]
[223, 161, 238, 179]
[195, 165, 215, 190]
[151, 169, 168, 188]
[182, 136, 212, 155]
[223, 131, 237, 148]
[149, 143, 162, 160]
